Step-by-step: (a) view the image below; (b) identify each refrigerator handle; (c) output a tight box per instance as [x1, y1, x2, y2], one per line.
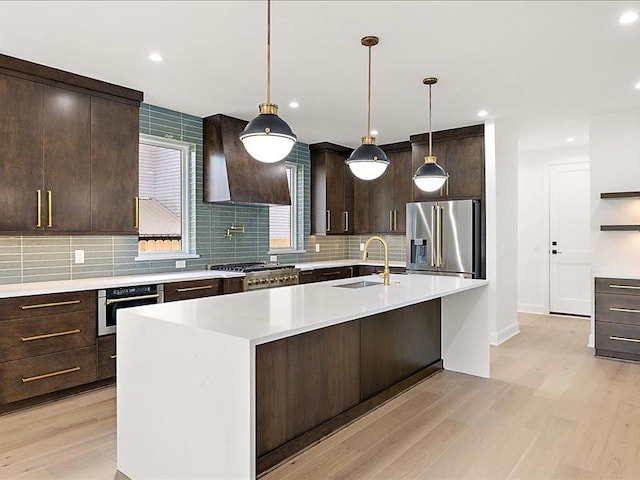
[430, 206, 436, 267]
[437, 205, 443, 267]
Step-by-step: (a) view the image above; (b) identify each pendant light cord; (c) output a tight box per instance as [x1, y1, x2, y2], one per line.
[367, 44, 372, 136]
[266, 0, 271, 104]
[428, 83, 432, 157]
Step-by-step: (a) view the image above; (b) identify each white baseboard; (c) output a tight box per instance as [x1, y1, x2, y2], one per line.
[588, 332, 594, 349]
[517, 303, 545, 315]
[490, 322, 520, 346]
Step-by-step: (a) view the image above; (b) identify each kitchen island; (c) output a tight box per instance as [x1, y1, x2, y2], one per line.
[117, 273, 489, 480]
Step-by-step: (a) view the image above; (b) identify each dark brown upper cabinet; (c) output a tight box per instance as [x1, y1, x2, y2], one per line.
[0, 53, 143, 235]
[90, 97, 140, 234]
[354, 142, 412, 234]
[203, 114, 291, 206]
[310, 143, 354, 235]
[411, 124, 485, 202]
[0, 74, 44, 232]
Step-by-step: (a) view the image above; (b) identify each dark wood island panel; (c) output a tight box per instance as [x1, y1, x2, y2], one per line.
[255, 299, 442, 474]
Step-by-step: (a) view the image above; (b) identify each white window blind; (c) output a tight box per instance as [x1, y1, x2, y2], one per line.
[270, 164, 296, 249]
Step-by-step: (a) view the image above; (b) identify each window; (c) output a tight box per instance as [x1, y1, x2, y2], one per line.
[269, 163, 298, 250]
[137, 134, 195, 258]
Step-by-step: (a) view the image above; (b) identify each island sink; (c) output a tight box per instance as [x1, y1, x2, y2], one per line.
[334, 280, 383, 289]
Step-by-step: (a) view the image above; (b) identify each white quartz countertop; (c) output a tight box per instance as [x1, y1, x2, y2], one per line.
[124, 273, 488, 345]
[593, 273, 640, 280]
[0, 270, 244, 298]
[294, 259, 406, 271]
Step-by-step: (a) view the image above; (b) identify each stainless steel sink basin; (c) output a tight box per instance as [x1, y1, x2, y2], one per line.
[334, 280, 383, 289]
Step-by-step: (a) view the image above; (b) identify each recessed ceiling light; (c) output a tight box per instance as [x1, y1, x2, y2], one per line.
[370, 130, 379, 136]
[635, 81, 640, 90]
[477, 110, 488, 118]
[148, 53, 163, 62]
[288, 101, 299, 108]
[619, 11, 639, 24]
[566, 137, 576, 142]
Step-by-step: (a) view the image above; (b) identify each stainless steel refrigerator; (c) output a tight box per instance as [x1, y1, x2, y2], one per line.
[406, 200, 481, 278]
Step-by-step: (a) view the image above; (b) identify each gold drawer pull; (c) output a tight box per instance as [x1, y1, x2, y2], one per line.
[105, 294, 160, 305]
[110, 354, 117, 359]
[610, 284, 640, 290]
[176, 285, 213, 293]
[21, 329, 81, 342]
[610, 335, 640, 344]
[22, 366, 80, 383]
[322, 271, 343, 276]
[21, 300, 81, 310]
[610, 307, 640, 314]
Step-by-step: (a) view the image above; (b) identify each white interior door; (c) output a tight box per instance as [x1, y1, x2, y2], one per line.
[549, 162, 591, 316]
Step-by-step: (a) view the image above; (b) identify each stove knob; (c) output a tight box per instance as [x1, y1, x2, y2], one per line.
[247, 280, 253, 286]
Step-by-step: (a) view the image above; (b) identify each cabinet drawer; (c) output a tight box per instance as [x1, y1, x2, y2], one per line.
[595, 293, 640, 326]
[0, 346, 96, 404]
[595, 322, 640, 360]
[0, 310, 96, 362]
[315, 267, 353, 282]
[164, 279, 223, 302]
[0, 290, 95, 320]
[97, 334, 116, 380]
[298, 270, 317, 284]
[595, 277, 640, 296]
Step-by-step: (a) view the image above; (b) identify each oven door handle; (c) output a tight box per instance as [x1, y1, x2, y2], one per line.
[105, 294, 160, 305]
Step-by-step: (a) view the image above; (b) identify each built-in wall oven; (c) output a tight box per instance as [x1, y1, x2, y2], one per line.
[97, 284, 164, 336]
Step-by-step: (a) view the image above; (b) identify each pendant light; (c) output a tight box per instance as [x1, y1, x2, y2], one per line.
[413, 77, 448, 192]
[345, 36, 389, 181]
[240, 0, 296, 163]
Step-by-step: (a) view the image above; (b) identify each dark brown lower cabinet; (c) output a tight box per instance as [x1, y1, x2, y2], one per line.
[360, 299, 441, 400]
[163, 279, 223, 302]
[255, 299, 442, 473]
[97, 334, 116, 380]
[0, 346, 96, 404]
[256, 321, 360, 456]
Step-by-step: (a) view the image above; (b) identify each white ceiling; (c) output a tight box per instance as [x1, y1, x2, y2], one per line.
[1, 1, 639, 152]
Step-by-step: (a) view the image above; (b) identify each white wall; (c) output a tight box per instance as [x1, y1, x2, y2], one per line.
[485, 120, 519, 345]
[591, 111, 640, 274]
[517, 145, 589, 314]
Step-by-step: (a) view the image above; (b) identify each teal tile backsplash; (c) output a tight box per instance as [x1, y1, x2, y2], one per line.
[0, 104, 405, 285]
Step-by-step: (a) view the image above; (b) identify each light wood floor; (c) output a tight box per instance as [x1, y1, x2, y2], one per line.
[1, 313, 639, 479]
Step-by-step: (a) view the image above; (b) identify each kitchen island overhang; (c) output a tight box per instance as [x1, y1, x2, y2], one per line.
[117, 274, 489, 480]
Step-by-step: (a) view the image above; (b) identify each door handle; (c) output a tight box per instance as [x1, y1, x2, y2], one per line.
[36, 190, 42, 228]
[430, 206, 436, 267]
[437, 205, 443, 267]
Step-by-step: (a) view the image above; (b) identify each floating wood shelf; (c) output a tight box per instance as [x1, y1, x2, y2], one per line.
[600, 192, 640, 199]
[600, 225, 640, 231]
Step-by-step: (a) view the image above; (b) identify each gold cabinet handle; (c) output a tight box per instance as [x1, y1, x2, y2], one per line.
[105, 293, 160, 305]
[610, 307, 640, 314]
[610, 284, 640, 290]
[176, 285, 213, 293]
[22, 366, 80, 383]
[394, 210, 398, 231]
[610, 335, 640, 344]
[21, 299, 81, 310]
[21, 329, 81, 342]
[134, 196, 140, 229]
[321, 271, 343, 276]
[36, 189, 42, 228]
[110, 354, 117, 359]
[326, 210, 331, 232]
[344, 211, 349, 232]
[47, 190, 52, 227]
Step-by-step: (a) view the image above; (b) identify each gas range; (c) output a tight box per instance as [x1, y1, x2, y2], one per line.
[207, 262, 300, 291]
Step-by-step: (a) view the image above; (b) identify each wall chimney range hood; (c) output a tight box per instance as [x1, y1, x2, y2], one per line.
[203, 114, 292, 206]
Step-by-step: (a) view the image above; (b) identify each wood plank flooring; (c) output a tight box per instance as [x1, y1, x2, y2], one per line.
[1, 313, 639, 479]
